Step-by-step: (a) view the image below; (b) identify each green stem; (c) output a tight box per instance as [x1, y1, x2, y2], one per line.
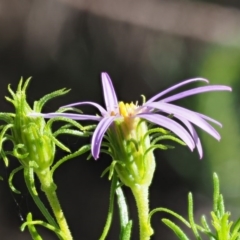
[24, 168, 58, 229]
[37, 170, 73, 240]
[131, 185, 153, 240]
[99, 173, 117, 240]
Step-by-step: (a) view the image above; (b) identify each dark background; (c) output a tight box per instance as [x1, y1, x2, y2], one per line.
[0, 0, 239, 239]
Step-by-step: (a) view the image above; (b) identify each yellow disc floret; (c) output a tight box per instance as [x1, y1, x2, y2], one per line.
[118, 101, 139, 135]
[119, 101, 137, 118]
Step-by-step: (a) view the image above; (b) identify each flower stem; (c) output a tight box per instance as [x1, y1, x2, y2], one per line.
[131, 185, 153, 240]
[99, 173, 117, 240]
[37, 170, 73, 240]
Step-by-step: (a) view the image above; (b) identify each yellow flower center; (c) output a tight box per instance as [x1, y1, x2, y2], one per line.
[119, 101, 137, 118]
[117, 101, 140, 137]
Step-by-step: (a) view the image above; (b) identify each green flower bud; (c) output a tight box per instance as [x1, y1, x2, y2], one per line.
[14, 118, 55, 171]
[7, 78, 55, 172]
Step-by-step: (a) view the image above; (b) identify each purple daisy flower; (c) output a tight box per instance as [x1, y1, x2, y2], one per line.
[32, 73, 231, 159]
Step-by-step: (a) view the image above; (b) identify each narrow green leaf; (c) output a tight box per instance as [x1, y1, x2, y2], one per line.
[13, 144, 29, 159]
[99, 173, 117, 240]
[26, 213, 43, 240]
[200, 216, 215, 239]
[21, 213, 64, 240]
[53, 129, 90, 138]
[34, 88, 70, 112]
[0, 112, 14, 123]
[231, 217, 240, 237]
[51, 145, 91, 175]
[7, 83, 17, 99]
[8, 166, 24, 194]
[46, 116, 84, 132]
[121, 220, 132, 240]
[143, 127, 169, 142]
[218, 194, 225, 218]
[0, 147, 9, 166]
[162, 219, 190, 240]
[17, 77, 24, 92]
[116, 183, 129, 227]
[151, 135, 186, 146]
[213, 173, 220, 214]
[144, 144, 169, 157]
[0, 123, 13, 151]
[22, 77, 32, 93]
[49, 135, 71, 153]
[188, 193, 202, 240]
[116, 182, 132, 240]
[149, 207, 191, 228]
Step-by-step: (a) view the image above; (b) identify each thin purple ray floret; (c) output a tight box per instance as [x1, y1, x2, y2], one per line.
[30, 72, 231, 160]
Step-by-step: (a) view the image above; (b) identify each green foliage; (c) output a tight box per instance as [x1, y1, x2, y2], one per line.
[0, 77, 93, 173]
[0, 77, 89, 172]
[21, 213, 65, 240]
[149, 173, 240, 240]
[99, 173, 132, 240]
[115, 181, 132, 240]
[0, 78, 94, 239]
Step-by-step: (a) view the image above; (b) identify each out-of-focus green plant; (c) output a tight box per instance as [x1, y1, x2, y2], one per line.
[198, 47, 240, 199]
[149, 173, 240, 240]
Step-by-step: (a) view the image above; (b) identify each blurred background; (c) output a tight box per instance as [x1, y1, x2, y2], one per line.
[0, 0, 239, 239]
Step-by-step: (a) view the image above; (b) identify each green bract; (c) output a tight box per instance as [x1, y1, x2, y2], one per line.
[0, 78, 66, 172]
[107, 117, 156, 188]
[101, 102, 185, 189]
[12, 90, 55, 171]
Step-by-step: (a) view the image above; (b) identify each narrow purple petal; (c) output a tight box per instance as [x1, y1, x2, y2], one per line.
[161, 85, 232, 103]
[137, 113, 195, 151]
[91, 116, 119, 159]
[144, 102, 221, 140]
[60, 101, 108, 116]
[101, 72, 119, 114]
[175, 115, 203, 158]
[29, 112, 102, 121]
[146, 78, 209, 104]
[195, 112, 222, 127]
